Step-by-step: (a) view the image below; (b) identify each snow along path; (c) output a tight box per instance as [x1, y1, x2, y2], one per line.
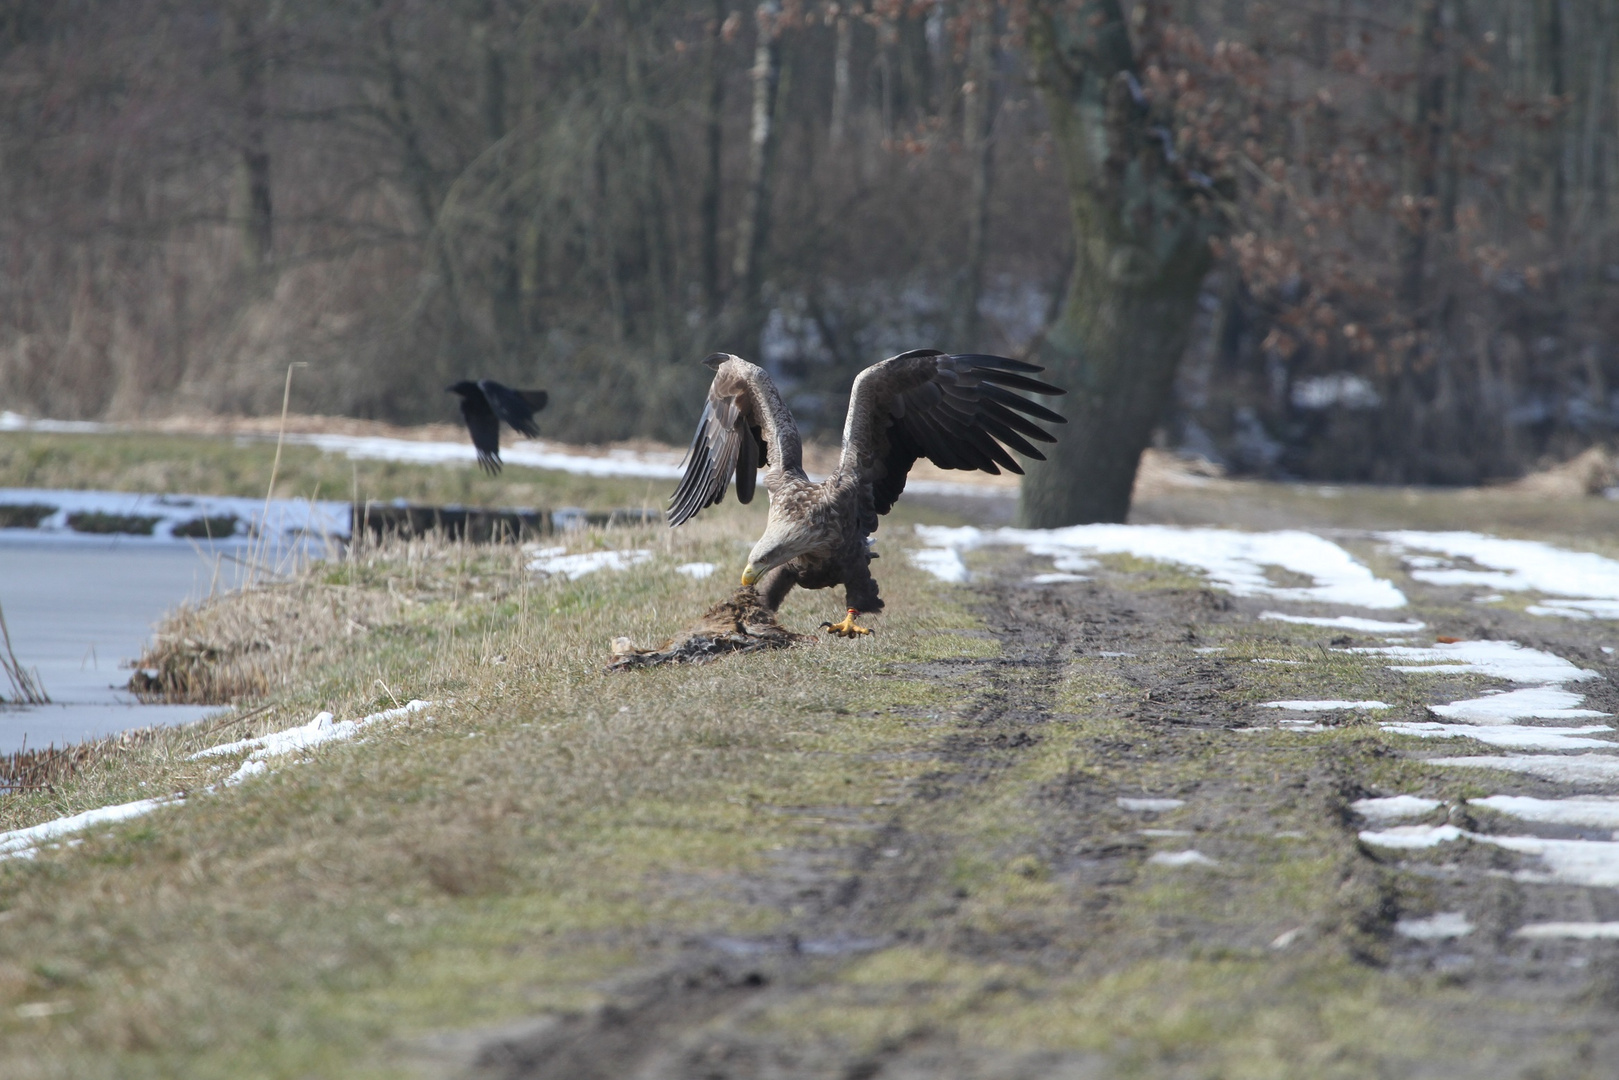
[0, 701, 433, 861]
[911, 524, 1408, 609]
[1360, 824, 1619, 889]
[1381, 531, 1619, 620]
[282, 431, 1011, 498]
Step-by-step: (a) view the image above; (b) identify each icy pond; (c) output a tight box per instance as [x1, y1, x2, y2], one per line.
[0, 490, 350, 754]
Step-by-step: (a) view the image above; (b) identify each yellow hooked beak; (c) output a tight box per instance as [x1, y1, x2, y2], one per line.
[740, 563, 760, 587]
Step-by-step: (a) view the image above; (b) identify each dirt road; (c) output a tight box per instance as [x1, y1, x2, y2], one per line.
[440, 559, 1619, 1079]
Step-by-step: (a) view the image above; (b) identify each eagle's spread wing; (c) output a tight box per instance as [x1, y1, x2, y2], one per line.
[842, 350, 1066, 515]
[478, 379, 545, 438]
[457, 390, 504, 475]
[667, 353, 805, 527]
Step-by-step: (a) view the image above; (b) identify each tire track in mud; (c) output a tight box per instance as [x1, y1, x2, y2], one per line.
[443, 586, 1079, 1080]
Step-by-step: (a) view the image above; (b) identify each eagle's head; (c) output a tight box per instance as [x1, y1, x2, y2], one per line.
[740, 512, 821, 587]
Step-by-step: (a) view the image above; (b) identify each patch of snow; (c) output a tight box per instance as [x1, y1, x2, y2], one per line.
[1359, 824, 1468, 849]
[912, 524, 1407, 609]
[1117, 797, 1185, 812]
[1470, 795, 1619, 830]
[1147, 850, 1218, 867]
[1352, 795, 1443, 822]
[1029, 572, 1088, 584]
[1270, 928, 1305, 949]
[286, 433, 689, 481]
[1429, 687, 1611, 725]
[226, 759, 269, 785]
[1098, 651, 1136, 658]
[1292, 373, 1381, 411]
[1515, 922, 1619, 940]
[1350, 640, 1599, 686]
[525, 547, 653, 579]
[1395, 912, 1474, 940]
[1261, 700, 1392, 711]
[1252, 658, 1305, 665]
[1380, 721, 1618, 750]
[1193, 646, 1225, 654]
[907, 546, 970, 584]
[0, 702, 434, 860]
[1362, 824, 1619, 887]
[0, 795, 177, 859]
[0, 411, 110, 434]
[675, 562, 717, 580]
[1381, 532, 1619, 620]
[1431, 754, 1619, 784]
[1260, 612, 1426, 633]
[190, 701, 432, 776]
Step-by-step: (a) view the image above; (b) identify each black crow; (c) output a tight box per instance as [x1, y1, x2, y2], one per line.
[446, 379, 549, 475]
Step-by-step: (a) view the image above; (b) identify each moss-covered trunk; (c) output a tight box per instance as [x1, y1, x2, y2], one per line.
[1017, 0, 1221, 527]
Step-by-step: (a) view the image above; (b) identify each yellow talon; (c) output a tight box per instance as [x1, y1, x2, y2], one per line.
[821, 609, 873, 637]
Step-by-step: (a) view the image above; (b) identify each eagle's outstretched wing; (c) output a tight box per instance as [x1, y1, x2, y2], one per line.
[478, 379, 546, 438]
[841, 350, 1066, 516]
[667, 353, 806, 527]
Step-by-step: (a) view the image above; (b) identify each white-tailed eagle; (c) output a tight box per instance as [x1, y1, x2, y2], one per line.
[667, 350, 1065, 636]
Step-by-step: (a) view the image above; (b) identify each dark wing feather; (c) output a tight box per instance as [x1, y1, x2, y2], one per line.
[668, 356, 802, 528]
[844, 352, 1066, 516]
[478, 379, 543, 438]
[458, 391, 503, 475]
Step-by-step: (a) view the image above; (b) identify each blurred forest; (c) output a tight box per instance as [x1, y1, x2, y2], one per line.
[0, 0, 1616, 484]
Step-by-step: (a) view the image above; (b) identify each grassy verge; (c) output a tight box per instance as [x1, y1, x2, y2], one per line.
[0, 496, 1000, 1077]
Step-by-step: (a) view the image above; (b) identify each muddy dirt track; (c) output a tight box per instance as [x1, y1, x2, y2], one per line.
[425, 570, 1619, 1080]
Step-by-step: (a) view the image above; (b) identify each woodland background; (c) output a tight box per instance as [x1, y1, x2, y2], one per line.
[0, 0, 1615, 486]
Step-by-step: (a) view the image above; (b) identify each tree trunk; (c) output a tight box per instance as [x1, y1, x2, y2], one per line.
[701, 0, 729, 322]
[226, 3, 272, 277]
[953, 5, 999, 348]
[475, 10, 523, 361]
[727, 0, 783, 358]
[829, 15, 851, 148]
[1015, 0, 1221, 527]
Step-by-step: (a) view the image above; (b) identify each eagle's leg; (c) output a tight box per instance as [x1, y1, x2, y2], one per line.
[821, 609, 874, 637]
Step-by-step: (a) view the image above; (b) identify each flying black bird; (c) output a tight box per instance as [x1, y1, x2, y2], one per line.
[446, 379, 549, 475]
[668, 349, 1065, 637]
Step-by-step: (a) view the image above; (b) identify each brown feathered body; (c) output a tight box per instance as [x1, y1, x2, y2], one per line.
[667, 350, 1066, 618]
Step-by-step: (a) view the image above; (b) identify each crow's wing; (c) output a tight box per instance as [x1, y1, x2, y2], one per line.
[478, 379, 544, 438]
[458, 391, 504, 475]
[841, 350, 1066, 517]
[667, 354, 800, 528]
